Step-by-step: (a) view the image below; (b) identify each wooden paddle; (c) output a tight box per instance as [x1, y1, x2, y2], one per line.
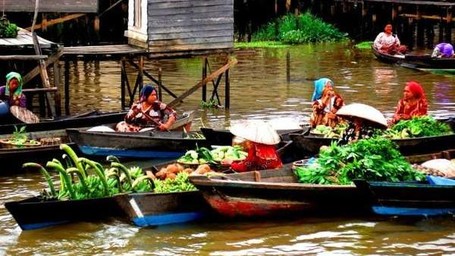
[10, 106, 40, 124]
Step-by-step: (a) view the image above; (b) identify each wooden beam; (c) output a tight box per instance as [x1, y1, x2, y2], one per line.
[0, 55, 47, 60]
[23, 48, 63, 85]
[25, 14, 85, 31]
[400, 13, 455, 22]
[168, 58, 237, 107]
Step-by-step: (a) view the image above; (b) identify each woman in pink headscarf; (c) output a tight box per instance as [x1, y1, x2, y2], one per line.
[389, 81, 428, 125]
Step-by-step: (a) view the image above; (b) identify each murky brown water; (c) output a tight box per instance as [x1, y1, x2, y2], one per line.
[1, 43, 455, 255]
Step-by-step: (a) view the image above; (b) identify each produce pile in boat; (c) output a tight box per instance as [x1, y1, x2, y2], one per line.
[294, 137, 426, 185]
[22, 144, 200, 201]
[176, 145, 247, 165]
[310, 116, 453, 139]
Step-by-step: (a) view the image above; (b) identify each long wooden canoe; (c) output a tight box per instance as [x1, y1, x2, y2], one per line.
[67, 111, 208, 159]
[289, 132, 455, 157]
[0, 110, 127, 135]
[372, 46, 455, 73]
[0, 129, 80, 172]
[189, 164, 371, 218]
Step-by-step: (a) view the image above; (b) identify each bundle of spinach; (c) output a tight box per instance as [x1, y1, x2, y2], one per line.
[384, 116, 453, 138]
[294, 137, 425, 185]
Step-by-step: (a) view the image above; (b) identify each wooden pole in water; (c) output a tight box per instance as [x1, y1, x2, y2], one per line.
[225, 58, 230, 109]
[286, 51, 290, 84]
[202, 57, 207, 103]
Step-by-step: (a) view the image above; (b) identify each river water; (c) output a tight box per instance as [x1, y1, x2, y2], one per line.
[1, 43, 455, 255]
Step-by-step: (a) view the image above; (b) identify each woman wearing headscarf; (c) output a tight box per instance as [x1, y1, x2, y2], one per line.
[389, 81, 428, 125]
[309, 78, 344, 128]
[116, 84, 177, 132]
[431, 43, 454, 58]
[0, 72, 26, 116]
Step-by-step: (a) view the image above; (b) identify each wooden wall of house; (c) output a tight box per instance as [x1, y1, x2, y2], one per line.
[146, 0, 234, 56]
[1, 0, 98, 13]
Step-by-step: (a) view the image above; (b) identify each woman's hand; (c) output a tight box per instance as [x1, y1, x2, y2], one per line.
[159, 122, 170, 131]
[221, 159, 233, 165]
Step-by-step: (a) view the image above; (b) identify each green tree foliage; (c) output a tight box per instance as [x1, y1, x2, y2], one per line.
[252, 12, 347, 44]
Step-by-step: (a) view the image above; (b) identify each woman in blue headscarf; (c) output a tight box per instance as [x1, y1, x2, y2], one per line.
[310, 78, 344, 128]
[116, 84, 177, 132]
[0, 72, 26, 116]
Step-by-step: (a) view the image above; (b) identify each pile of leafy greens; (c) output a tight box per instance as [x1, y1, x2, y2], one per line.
[384, 116, 453, 138]
[294, 137, 425, 185]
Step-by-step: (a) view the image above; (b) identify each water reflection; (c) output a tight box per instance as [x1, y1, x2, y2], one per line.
[1, 43, 455, 254]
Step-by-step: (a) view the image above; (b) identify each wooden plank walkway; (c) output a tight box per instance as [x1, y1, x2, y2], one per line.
[0, 29, 57, 50]
[62, 44, 147, 59]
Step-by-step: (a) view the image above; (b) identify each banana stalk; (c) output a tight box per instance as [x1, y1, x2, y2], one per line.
[110, 162, 133, 189]
[131, 175, 155, 192]
[66, 167, 89, 192]
[46, 161, 76, 200]
[59, 144, 86, 179]
[78, 157, 110, 196]
[23, 162, 57, 198]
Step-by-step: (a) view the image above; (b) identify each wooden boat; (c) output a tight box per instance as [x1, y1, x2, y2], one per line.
[114, 191, 212, 227]
[0, 129, 80, 172]
[354, 178, 455, 217]
[290, 131, 455, 158]
[188, 164, 371, 218]
[4, 195, 124, 230]
[67, 111, 206, 159]
[372, 46, 455, 73]
[0, 110, 127, 135]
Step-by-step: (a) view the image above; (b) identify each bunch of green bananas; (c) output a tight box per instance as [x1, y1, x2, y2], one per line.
[0, 17, 18, 38]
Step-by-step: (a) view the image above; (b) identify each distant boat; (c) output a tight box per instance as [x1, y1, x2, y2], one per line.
[372, 46, 455, 74]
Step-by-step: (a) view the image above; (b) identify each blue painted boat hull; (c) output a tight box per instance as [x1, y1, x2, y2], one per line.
[354, 179, 455, 217]
[372, 206, 455, 217]
[115, 191, 212, 227]
[5, 196, 124, 230]
[79, 145, 184, 159]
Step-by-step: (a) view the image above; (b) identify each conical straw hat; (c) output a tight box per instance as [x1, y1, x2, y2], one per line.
[229, 120, 281, 145]
[336, 103, 388, 128]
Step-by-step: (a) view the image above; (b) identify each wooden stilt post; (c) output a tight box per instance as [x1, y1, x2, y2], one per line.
[416, 7, 425, 47]
[120, 58, 127, 109]
[445, 8, 452, 43]
[158, 67, 162, 100]
[64, 60, 70, 115]
[225, 60, 230, 109]
[202, 57, 207, 102]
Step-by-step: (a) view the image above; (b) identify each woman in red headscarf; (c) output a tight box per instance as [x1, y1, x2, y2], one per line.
[389, 81, 428, 125]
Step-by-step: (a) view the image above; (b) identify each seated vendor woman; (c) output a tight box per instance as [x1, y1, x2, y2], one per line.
[373, 24, 407, 55]
[116, 84, 177, 132]
[388, 81, 428, 126]
[309, 78, 344, 128]
[221, 120, 283, 172]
